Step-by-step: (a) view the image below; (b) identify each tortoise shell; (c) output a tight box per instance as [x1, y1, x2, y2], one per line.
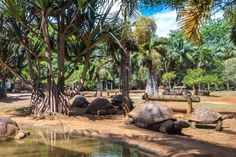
[71, 95, 89, 108]
[0, 117, 19, 129]
[189, 107, 222, 123]
[111, 95, 134, 111]
[128, 102, 176, 128]
[0, 118, 19, 140]
[85, 97, 114, 115]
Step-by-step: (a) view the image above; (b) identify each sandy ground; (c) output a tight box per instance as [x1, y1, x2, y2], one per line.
[0, 91, 236, 157]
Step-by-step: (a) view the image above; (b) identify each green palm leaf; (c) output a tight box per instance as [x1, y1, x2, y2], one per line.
[177, 0, 213, 43]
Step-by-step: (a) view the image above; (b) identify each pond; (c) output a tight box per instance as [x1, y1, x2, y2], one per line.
[0, 128, 156, 157]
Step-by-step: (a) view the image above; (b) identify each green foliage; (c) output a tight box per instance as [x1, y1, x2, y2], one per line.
[134, 16, 157, 44]
[161, 71, 176, 83]
[1, 0, 236, 93]
[182, 68, 205, 87]
[201, 74, 221, 86]
[222, 57, 236, 83]
[183, 68, 222, 88]
[65, 66, 83, 86]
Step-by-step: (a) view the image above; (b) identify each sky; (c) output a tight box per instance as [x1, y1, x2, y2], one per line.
[141, 6, 178, 37]
[109, 1, 223, 38]
[140, 5, 223, 38]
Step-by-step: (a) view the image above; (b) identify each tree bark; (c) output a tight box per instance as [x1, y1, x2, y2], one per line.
[57, 14, 66, 92]
[0, 75, 7, 98]
[33, 17, 69, 117]
[120, 51, 130, 98]
[74, 52, 90, 93]
[227, 82, 230, 91]
[168, 77, 171, 91]
[145, 70, 158, 96]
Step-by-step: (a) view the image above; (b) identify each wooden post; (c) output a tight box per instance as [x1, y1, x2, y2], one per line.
[186, 92, 193, 115]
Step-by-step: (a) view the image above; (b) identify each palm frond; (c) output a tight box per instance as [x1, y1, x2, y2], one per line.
[177, 0, 213, 43]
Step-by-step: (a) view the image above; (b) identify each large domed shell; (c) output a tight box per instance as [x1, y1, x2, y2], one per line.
[111, 95, 134, 111]
[189, 107, 222, 123]
[71, 95, 89, 108]
[0, 121, 18, 140]
[128, 102, 176, 128]
[0, 117, 19, 129]
[85, 97, 114, 114]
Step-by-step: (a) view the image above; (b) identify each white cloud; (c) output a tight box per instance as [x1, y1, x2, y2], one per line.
[149, 10, 223, 37]
[211, 11, 223, 19]
[150, 10, 179, 37]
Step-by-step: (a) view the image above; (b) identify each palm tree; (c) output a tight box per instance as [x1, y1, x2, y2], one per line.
[133, 17, 165, 96]
[177, 0, 236, 44]
[1, 0, 138, 116]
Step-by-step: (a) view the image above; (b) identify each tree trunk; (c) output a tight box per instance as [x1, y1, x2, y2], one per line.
[120, 51, 130, 98]
[168, 77, 171, 91]
[32, 17, 69, 117]
[57, 14, 66, 92]
[0, 76, 7, 98]
[207, 83, 210, 91]
[145, 70, 158, 96]
[198, 84, 201, 92]
[227, 82, 230, 91]
[57, 33, 66, 92]
[74, 53, 90, 93]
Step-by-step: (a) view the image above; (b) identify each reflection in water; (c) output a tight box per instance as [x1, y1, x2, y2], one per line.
[0, 128, 155, 157]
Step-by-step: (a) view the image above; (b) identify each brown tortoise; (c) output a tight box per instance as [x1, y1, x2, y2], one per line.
[71, 95, 89, 108]
[125, 102, 190, 134]
[188, 107, 235, 131]
[0, 117, 30, 141]
[85, 97, 117, 115]
[111, 94, 134, 111]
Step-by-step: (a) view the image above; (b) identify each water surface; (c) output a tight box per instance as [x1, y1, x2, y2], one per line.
[0, 128, 155, 157]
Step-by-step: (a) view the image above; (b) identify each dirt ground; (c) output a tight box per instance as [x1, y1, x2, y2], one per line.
[0, 91, 236, 157]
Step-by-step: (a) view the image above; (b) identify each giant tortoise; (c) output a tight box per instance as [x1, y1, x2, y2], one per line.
[125, 102, 190, 134]
[0, 117, 30, 141]
[85, 97, 117, 115]
[71, 95, 89, 108]
[111, 95, 134, 111]
[188, 107, 234, 131]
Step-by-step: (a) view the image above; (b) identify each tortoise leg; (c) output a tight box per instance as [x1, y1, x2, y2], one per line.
[97, 109, 108, 116]
[108, 108, 117, 115]
[124, 118, 134, 125]
[191, 122, 197, 128]
[215, 120, 223, 131]
[97, 108, 117, 116]
[158, 120, 174, 134]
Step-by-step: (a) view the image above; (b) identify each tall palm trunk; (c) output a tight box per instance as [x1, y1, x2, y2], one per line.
[57, 14, 66, 92]
[43, 18, 57, 113]
[120, 51, 130, 97]
[145, 69, 158, 96]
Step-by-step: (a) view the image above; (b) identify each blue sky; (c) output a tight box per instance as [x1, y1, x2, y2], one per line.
[141, 6, 178, 37]
[140, 5, 223, 37]
[109, 1, 223, 37]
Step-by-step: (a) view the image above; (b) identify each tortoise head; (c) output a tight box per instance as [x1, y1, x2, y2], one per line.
[173, 120, 191, 134]
[222, 114, 236, 120]
[14, 130, 30, 140]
